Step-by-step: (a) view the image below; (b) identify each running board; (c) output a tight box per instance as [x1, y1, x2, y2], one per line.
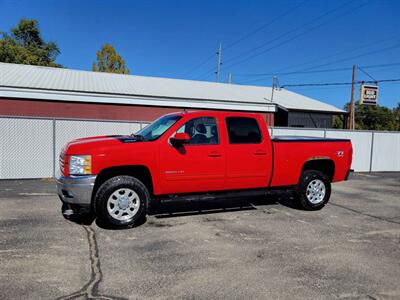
[157, 189, 269, 204]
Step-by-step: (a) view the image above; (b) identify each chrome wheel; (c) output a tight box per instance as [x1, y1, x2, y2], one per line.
[306, 179, 326, 204]
[107, 188, 140, 221]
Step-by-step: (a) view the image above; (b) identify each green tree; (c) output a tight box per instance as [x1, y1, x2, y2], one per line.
[393, 103, 400, 131]
[343, 102, 398, 131]
[0, 19, 62, 67]
[356, 104, 397, 131]
[332, 115, 344, 129]
[92, 44, 129, 74]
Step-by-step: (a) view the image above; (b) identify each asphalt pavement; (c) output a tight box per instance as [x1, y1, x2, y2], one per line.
[0, 173, 399, 299]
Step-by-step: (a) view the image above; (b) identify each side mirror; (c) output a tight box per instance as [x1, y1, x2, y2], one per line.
[170, 132, 190, 146]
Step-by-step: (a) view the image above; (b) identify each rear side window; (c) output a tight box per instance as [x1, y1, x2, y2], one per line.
[226, 117, 262, 144]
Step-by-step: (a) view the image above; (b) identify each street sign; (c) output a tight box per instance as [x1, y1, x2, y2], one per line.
[359, 84, 378, 105]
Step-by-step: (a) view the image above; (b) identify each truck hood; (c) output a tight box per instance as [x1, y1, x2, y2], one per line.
[65, 135, 143, 154]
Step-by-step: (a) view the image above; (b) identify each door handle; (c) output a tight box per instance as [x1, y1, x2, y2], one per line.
[254, 150, 267, 155]
[208, 151, 222, 157]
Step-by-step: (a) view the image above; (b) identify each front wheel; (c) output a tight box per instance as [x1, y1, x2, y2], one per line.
[95, 176, 149, 228]
[295, 170, 331, 210]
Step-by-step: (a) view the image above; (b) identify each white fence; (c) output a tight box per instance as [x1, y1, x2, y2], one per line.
[0, 117, 147, 179]
[270, 127, 400, 172]
[0, 116, 399, 179]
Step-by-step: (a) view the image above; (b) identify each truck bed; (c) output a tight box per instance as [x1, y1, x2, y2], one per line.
[272, 136, 350, 142]
[269, 136, 352, 187]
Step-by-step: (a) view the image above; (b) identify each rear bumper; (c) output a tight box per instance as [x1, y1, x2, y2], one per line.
[56, 175, 96, 205]
[345, 169, 354, 181]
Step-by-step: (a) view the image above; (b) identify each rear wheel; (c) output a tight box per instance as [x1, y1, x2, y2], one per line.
[95, 175, 149, 228]
[295, 170, 331, 210]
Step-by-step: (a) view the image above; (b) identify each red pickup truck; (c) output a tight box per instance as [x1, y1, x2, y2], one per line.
[57, 111, 353, 228]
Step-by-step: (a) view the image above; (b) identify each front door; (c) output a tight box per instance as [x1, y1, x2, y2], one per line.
[159, 116, 226, 194]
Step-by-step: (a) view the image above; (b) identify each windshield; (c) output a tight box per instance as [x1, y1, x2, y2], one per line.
[136, 115, 182, 141]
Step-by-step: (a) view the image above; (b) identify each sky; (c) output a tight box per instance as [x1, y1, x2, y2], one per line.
[0, 0, 399, 109]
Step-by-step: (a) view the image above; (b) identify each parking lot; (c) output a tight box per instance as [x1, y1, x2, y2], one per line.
[0, 173, 399, 299]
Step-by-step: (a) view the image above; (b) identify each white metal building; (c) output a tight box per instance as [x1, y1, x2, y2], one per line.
[0, 62, 345, 127]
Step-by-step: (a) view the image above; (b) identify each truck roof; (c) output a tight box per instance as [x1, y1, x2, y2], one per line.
[167, 110, 263, 118]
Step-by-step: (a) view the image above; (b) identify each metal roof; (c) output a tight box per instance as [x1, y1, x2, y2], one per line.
[0, 62, 344, 113]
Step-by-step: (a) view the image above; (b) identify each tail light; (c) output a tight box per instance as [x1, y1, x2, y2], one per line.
[348, 146, 353, 166]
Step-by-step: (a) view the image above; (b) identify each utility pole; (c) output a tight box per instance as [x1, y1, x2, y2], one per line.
[349, 65, 356, 130]
[271, 76, 277, 102]
[216, 43, 222, 82]
[228, 73, 232, 84]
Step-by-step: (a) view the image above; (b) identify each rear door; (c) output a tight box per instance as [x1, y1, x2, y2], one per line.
[224, 116, 272, 190]
[159, 116, 226, 194]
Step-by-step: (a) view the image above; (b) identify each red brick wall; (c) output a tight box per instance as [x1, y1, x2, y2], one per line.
[0, 98, 274, 125]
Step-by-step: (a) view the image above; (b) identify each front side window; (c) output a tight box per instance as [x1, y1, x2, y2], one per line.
[137, 115, 182, 141]
[177, 117, 219, 145]
[226, 117, 262, 144]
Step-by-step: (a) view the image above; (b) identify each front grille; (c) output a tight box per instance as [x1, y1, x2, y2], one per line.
[59, 151, 66, 176]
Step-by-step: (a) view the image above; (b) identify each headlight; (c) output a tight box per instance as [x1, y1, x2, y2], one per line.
[69, 155, 92, 175]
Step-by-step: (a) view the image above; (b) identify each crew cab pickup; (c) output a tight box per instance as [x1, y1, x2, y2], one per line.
[57, 111, 353, 228]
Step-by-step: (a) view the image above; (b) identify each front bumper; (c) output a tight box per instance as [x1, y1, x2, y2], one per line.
[345, 169, 354, 181]
[56, 175, 97, 205]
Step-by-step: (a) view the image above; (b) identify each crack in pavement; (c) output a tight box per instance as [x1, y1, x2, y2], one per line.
[330, 203, 400, 226]
[56, 226, 127, 300]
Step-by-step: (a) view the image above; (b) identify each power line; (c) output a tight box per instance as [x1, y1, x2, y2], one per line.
[357, 66, 376, 81]
[197, 0, 355, 80]
[246, 43, 400, 85]
[223, 1, 354, 66]
[181, 53, 214, 77]
[223, 0, 308, 51]
[278, 85, 352, 91]
[280, 78, 400, 88]
[193, 65, 218, 81]
[183, 1, 308, 79]
[238, 62, 400, 78]
[283, 82, 353, 87]
[264, 36, 398, 75]
[239, 66, 351, 77]
[238, 44, 400, 84]
[222, 0, 367, 70]
[224, 0, 369, 70]
[290, 43, 400, 74]
[198, 0, 369, 81]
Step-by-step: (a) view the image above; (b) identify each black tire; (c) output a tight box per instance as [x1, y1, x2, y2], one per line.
[94, 175, 149, 228]
[294, 170, 331, 210]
